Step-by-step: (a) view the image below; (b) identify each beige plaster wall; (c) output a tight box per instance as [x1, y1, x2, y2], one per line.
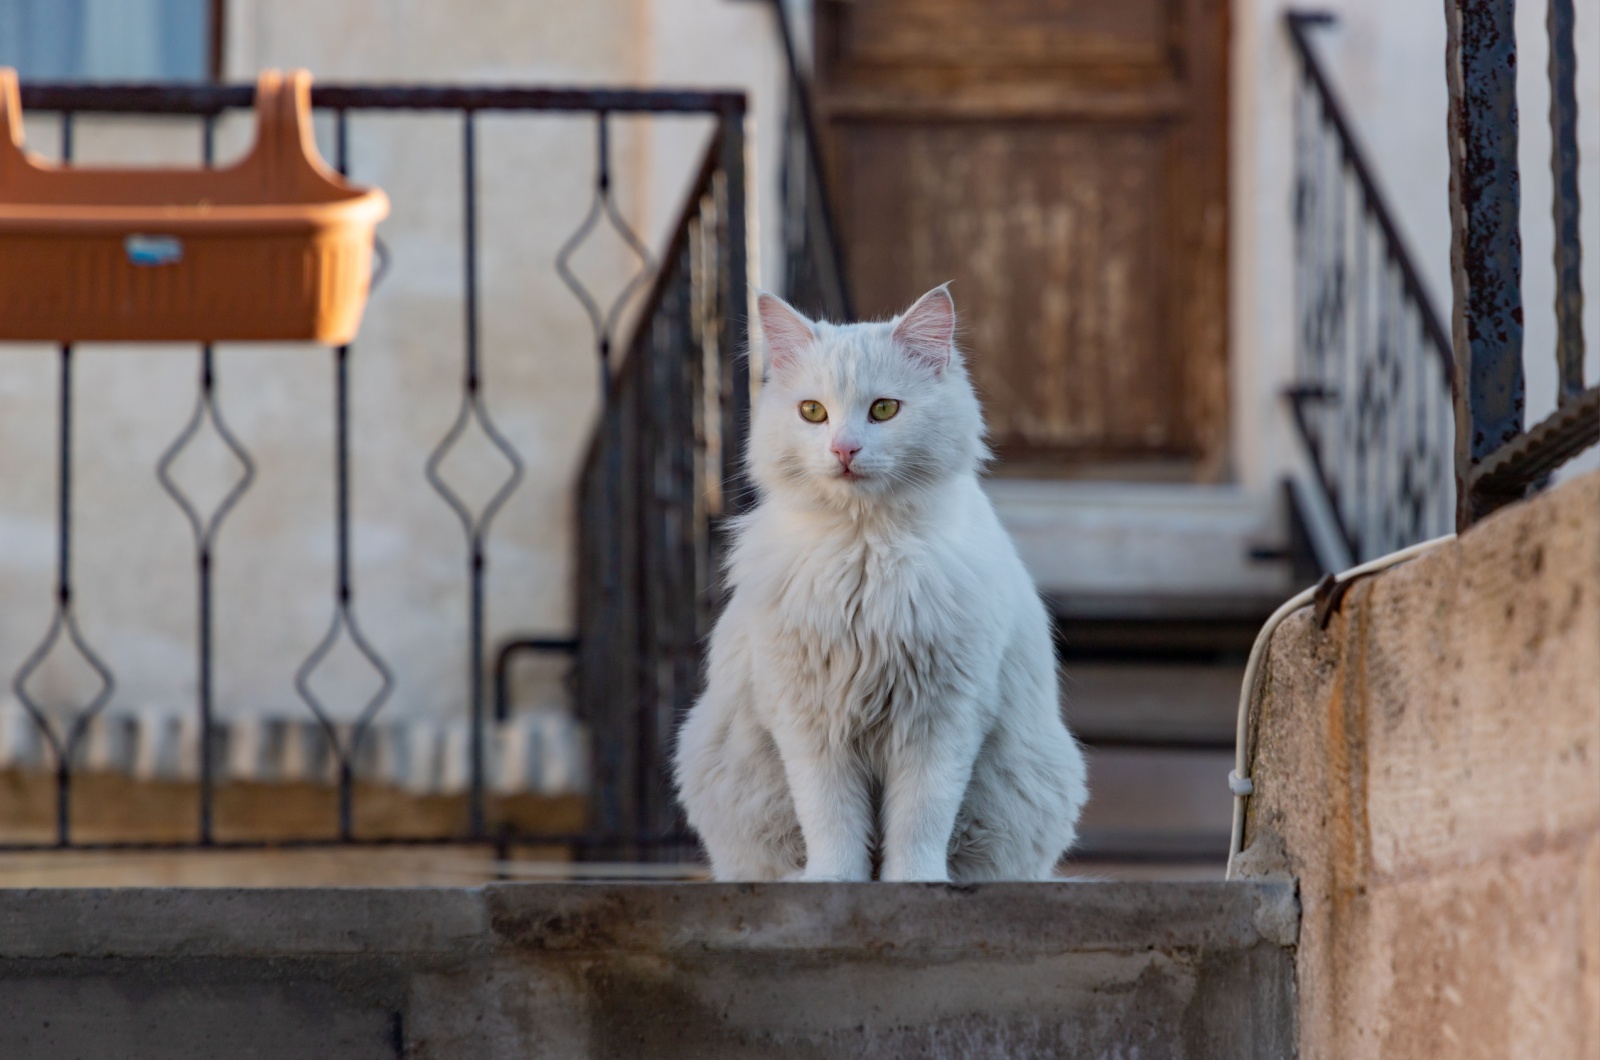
[0, 1, 788, 741]
[1238, 470, 1600, 1059]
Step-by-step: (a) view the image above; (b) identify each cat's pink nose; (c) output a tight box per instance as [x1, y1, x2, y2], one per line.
[831, 437, 861, 469]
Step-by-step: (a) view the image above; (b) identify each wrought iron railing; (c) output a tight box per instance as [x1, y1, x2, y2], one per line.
[766, 0, 851, 323]
[3, 81, 747, 857]
[1445, 0, 1596, 523]
[576, 110, 748, 856]
[1286, 12, 1459, 564]
[1288, 6, 1596, 565]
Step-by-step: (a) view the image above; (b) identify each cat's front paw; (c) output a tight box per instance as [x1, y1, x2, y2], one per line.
[797, 867, 869, 883]
[880, 857, 952, 883]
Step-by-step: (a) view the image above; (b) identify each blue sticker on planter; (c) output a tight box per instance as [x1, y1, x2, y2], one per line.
[125, 234, 184, 266]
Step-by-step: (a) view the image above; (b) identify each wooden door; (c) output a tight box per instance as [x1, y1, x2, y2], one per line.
[815, 0, 1229, 478]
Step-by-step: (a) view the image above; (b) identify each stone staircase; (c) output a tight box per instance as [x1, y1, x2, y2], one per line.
[990, 480, 1293, 876]
[1058, 612, 1255, 876]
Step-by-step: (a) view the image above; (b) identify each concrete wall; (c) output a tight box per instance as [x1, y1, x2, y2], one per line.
[0, 881, 1297, 1058]
[1237, 469, 1600, 1059]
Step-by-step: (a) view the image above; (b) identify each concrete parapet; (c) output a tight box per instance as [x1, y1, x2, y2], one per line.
[1239, 471, 1600, 1059]
[0, 880, 1296, 1058]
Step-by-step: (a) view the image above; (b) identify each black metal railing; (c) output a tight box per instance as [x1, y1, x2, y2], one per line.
[766, 0, 851, 323]
[1445, 0, 1596, 522]
[1288, 6, 1596, 561]
[4, 81, 747, 856]
[576, 109, 749, 857]
[1286, 12, 1459, 564]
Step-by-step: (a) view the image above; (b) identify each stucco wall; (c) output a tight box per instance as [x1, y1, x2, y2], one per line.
[0, 1, 790, 738]
[1237, 469, 1600, 1059]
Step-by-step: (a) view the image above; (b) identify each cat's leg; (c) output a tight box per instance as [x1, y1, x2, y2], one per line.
[676, 651, 803, 881]
[699, 721, 804, 880]
[880, 711, 984, 882]
[950, 719, 1087, 882]
[772, 720, 873, 881]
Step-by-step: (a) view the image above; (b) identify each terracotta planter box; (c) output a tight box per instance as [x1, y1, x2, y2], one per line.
[0, 69, 389, 345]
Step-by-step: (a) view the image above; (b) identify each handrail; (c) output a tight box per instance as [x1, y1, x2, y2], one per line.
[765, 0, 853, 322]
[1284, 11, 1459, 564]
[576, 124, 749, 854]
[5, 80, 745, 859]
[1285, 13, 1455, 386]
[19, 81, 747, 115]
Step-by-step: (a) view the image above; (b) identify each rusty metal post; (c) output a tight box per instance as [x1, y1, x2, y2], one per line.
[1547, 0, 1585, 407]
[1445, 0, 1524, 529]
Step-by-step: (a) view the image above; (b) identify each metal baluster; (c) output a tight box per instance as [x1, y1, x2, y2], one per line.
[1379, 257, 1399, 552]
[11, 115, 116, 847]
[12, 340, 116, 846]
[427, 111, 525, 839]
[1350, 196, 1370, 557]
[1331, 113, 1351, 485]
[1292, 74, 1309, 405]
[1446, 0, 1525, 525]
[156, 112, 257, 844]
[557, 114, 657, 394]
[554, 113, 658, 849]
[716, 102, 751, 518]
[1408, 305, 1424, 544]
[462, 110, 487, 838]
[296, 108, 395, 839]
[1547, 0, 1584, 404]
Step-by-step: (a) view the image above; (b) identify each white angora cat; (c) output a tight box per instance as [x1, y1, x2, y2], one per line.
[674, 286, 1087, 881]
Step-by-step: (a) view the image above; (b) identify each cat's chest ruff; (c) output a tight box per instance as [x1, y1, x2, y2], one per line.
[753, 530, 973, 732]
[771, 535, 937, 643]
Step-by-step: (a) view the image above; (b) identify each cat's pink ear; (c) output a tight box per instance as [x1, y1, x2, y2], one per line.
[756, 291, 815, 375]
[892, 284, 955, 375]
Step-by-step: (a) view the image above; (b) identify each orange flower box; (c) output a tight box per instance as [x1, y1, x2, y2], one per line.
[0, 68, 388, 345]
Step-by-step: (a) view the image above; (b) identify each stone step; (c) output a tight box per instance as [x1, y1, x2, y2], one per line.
[0, 881, 1297, 1059]
[1061, 659, 1243, 874]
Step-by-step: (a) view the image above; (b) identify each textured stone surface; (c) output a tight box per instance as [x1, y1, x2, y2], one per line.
[1240, 470, 1600, 1060]
[0, 881, 1296, 1058]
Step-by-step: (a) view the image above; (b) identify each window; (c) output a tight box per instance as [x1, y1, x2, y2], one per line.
[0, 0, 214, 81]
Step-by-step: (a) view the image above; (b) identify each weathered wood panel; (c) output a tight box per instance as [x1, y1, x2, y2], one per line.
[839, 123, 1171, 458]
[831, 0, 1173, 70]
[817, 0, 1229, 476]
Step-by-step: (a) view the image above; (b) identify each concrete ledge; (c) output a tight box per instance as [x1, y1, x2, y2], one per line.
[485, 880, 1297, 956]
[0, 881, 1296, 1058]
[0, 887, 489, 958]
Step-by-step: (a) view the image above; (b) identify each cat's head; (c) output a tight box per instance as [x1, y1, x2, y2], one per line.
[748, 285, 986, 508]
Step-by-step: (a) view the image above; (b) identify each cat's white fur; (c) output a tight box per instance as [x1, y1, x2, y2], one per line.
[674, 286, 1087, 881]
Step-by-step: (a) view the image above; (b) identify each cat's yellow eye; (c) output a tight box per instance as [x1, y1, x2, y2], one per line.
[799, 400, 828, 423]
[869, 398, 901, 422]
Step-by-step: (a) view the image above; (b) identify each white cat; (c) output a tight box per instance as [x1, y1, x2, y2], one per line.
[674, 285, 1087, 882]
